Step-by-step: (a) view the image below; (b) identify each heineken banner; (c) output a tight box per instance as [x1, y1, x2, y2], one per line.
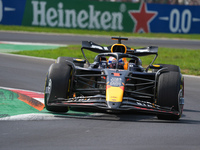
[1, 0, 200, 34]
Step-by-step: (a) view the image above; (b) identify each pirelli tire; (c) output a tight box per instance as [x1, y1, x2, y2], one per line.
[156, 71, 184, 120]
[44, 63, 72, 112]
[56, 57, 84, 67]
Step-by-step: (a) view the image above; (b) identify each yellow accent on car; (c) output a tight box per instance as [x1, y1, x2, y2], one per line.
[106, 86, 124, 102]
[153, 65, 161, 67]
[76, 59, 84, 61]
[111, 44, 127, 53]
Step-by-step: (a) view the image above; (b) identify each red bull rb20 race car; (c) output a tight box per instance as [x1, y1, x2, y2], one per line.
[44, 37, 184, 120]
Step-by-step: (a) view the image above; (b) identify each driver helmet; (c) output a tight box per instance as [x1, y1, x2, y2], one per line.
[108, 57, 124, 69]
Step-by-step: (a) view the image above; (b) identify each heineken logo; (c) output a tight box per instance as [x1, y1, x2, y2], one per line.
[32, 1, 123, 31]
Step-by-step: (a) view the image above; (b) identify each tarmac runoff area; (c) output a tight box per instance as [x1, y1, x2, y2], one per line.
[0, 41, 66, 53]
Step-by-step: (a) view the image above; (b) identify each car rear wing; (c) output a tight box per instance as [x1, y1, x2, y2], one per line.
[82, 41, 110, 53]
[129, 46, 158, 56]
[82, 41, 158, 70]
[81, 41, 158, 56]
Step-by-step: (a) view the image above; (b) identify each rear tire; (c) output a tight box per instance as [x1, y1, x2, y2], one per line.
[44, 63, 72, 112]
[156, 71, 183, 120]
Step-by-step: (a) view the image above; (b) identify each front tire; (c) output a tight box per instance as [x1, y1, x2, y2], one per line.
[44, 63, 72, 112]
[156, 71, 184, 120]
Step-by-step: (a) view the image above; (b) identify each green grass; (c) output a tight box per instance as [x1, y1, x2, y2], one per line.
[11, 45, 200, 76]
[1, 25, 200, 40]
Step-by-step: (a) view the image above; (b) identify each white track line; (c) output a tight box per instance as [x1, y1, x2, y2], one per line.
[0, 41, 67, 46]
[0, 86, 44, 103]
[0, 52, 55, 61]
[183, 74, 200, 79]
[0, 86, 42, 93]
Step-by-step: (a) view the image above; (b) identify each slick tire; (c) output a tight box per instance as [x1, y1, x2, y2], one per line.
[156, 71, 183, 120]
[57, 57, 84, 67]
[44, 63, 72, 112]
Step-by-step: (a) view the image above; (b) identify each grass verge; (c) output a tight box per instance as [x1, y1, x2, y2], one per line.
[1, 25, 200, 40]
[11, 45, 200, 76]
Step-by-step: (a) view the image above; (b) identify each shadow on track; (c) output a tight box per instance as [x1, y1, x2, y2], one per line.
[183, 108, 200, 113]
[44, 107, 200, 125]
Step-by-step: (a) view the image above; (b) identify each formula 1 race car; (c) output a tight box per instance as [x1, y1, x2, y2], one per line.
[44, 37, 184, 120]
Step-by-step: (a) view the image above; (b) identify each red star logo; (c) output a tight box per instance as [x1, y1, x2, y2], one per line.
[129, 3, 157, 33]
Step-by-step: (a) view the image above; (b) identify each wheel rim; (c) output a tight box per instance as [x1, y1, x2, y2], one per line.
[178, 89, 184, 115]
[45, 78, 52, 101]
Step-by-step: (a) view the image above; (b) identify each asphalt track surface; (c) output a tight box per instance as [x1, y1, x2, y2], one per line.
[1, 31, 200, 49]
[0, 32, 200, 150]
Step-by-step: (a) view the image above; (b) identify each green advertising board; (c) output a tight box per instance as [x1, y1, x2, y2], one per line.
[23, 0, 139, 32]
[2, 0, 200, 33]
